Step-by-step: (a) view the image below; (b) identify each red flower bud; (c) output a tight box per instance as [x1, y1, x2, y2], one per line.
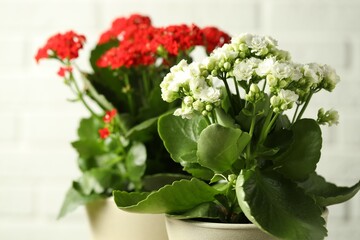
[98, 127, 110, 139]
[103, 109, 117, 123]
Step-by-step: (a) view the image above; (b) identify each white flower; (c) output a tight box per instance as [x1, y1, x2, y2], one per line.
[303, 63, 323, 84]
[207, 75, 223, 88]
[231, 33, 248, 45]
[322, 64, 340, 91]
[317, 108, 339, 126]
[279, 89, 298, 103]
[290, 63, 303, 81]
[174, 106, 194, 119]
[271, 89, 299, 113]
[247, 57, 262, 68]
[271, 62, 293, 80]
[245, 34, 268, 56]
[255, 57, 276, 77]
[192, 100, 205, 111]
[233, 60, 254, 81]
[210, 43, 238, 62]
[265, 36, 278, 47]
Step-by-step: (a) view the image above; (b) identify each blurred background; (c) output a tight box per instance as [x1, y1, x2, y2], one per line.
[0, 0, 359, 239]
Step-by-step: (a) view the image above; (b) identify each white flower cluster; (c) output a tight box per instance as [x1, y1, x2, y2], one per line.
[160, 33, 340, 118]
[160, 60, 222, 119]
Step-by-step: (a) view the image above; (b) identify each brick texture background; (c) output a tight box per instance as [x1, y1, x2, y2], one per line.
[0, 0, 359, 239]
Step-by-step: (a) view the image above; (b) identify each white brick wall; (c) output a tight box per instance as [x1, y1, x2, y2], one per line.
[0, 0, 359, 239]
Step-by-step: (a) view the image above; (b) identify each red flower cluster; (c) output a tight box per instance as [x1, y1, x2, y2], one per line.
[98, 14, 152, 44]
[97, 27, 158, 68]
[98, 109, 117, 139]
[154, 24, 203, 56]
[35, 31, 86, 62]
[201, 27, 231, 54]
[96, 14, 230, 69]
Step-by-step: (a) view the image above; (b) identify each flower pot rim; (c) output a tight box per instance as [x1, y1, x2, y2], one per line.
[165, 216, 261, 230]
[166, 207, 328, 230]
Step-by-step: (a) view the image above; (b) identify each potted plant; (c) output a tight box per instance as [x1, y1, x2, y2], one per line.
[35, 14, 230, 240]
[114, 33, 360, 240]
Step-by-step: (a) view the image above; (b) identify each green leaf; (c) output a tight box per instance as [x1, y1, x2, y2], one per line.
[114, 178, 219, 214]
[125, 142, 147, 190]
[94, 153, 122, 168]
[168, 202, 221, 220]
[78, 168, 125, 195]
[299, 173, 360, 206]
[215, 108, 236, 128]
[77, 116, 103, 140]
[197, 124, 250, 173]
[158, 113, 208, 164]
[236, 169, 327, 240]
[182, 162, 214, 180]
[142, 173, 191, 191]
[71, 139, 106, 159]
[58, 184, 102, 219]
[273, 119, 322, 180]
[125, 117, 158, 142]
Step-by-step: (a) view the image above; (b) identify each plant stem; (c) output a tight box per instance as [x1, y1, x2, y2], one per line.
[246, 104, 257, 163]
[262, 79, 267, 92]
[258, 110, 273, 144]
[296, 91, 313, 121]
[233, 77, 241, 112]
[291, 103, 300, 124]
[264, 112, 280, 137]
[204, 116, 212, 125]
[124, 73, 136, 115]
[70, 73, 98, 116]
[221, 74, 236, 115]
[142, 69, 150, 100]
[211, 110, 217, 124]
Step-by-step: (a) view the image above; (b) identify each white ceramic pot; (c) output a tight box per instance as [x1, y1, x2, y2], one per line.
[86, 198, 168, 240]
[165, 209, 329, 240]
[165, 217, 275, 240]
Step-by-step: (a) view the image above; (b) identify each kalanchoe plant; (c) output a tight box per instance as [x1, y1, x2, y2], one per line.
[114, 33, 360, 240]
[35, 14, 230, 218]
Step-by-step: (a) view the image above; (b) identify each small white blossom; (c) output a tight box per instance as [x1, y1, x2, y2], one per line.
[256, 57, 276, 77]
[322, 64, 340, 91]
[233, 60, 254, 81]
[245, 34, 269, 56]
[317, 108, 339, 126]
[279, 89, 299, 103]
[271, 62, 293, 80]
[210, 43, 238, 62]
[264, 36, 278, 47]
[303, 63, 323, 84]
[290, 63, 303, 81]
[270, 89, 299, 113]
[174, 105, 194, 119]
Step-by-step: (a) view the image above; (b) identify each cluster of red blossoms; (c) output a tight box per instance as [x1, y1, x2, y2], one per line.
[98, 109, 117, 139]
[35, 31, 86, 62]
[96, 14, 231, 69]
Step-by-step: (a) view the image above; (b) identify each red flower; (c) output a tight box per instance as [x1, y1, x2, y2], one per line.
[95, 15, 230, 70]
[35, 31, 86, 62]
[201, 27, 231, 53]
[98, 127, 110, 139]
[57, 66, 73, 77]
[103, 109, 117, 123]
[154, 24, 203, 56]
[98, 14, 152, 44]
